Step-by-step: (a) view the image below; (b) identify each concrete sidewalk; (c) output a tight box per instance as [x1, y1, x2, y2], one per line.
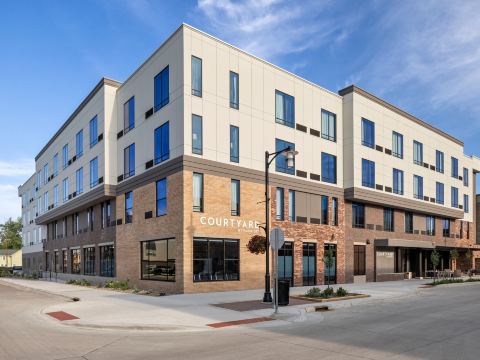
[0, 278, 427, 332]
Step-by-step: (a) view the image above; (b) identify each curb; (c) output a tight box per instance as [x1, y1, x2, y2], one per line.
[0, 279, 76, 302]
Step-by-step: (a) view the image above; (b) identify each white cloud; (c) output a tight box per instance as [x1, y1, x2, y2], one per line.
[0, 184, 20, 223]
[0, 159, 34, 177]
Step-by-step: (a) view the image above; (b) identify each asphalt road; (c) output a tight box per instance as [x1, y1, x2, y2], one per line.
[1, 282, 480, 360]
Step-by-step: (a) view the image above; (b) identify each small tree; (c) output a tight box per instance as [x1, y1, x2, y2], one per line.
[246, 235, 266, 255]
[430, 250, 440, 284]
[324, 247, 334, 289]
[465, 250, 473, 276]
[450, 249, 459, 271]
[0, 218, 22, 250]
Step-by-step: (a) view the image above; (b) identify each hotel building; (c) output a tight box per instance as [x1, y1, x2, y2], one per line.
[18, 24, 480, 293]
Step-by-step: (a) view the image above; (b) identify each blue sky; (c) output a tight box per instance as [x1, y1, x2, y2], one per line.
[1, 0, 480, 222]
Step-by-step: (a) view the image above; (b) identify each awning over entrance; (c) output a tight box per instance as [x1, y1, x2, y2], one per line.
[375, 238, 435, 249]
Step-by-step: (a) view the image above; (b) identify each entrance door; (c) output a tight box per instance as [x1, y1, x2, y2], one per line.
[302, 243, 316, 286]
[324, 244, 337, 285]
[278, 242, 294, 286]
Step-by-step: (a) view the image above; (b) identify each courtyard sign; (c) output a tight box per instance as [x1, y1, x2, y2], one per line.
[199, 216, 261, 233]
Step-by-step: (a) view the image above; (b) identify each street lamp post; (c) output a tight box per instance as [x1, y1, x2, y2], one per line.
[263, 146, 298, 303]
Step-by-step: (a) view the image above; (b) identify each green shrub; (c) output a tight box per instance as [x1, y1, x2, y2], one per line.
[305, 287, 322, 297]
[336, 287, 349, 297]
[104, 280, 130, 290]
[0, 268, 10, 277]
[465, 278, 480, 283]
[322, 287, 335, 298]
[66, 279, 91, 286]
[429, 279, 464, 286]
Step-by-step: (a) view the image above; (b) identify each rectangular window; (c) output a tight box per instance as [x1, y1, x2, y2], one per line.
[352, 203, 365, 228]
[436, 150, 444, 173]
[154, 121, 170, 164]
[90, 157, 98, 188]
[124, 143, 135, 178]
[361, 159, 375, 188]
[426, 216, 435, 236]
[106, 201, 111, 227]
[76, 167, 83, 195]
[154, 66, 169, 111]
[413, 141, 423, 165]
[321, 109, 336, 142]
[123, 97, 135, 133]
[62, 144, 68, 169]
[43, 164, 48, 185]
[53, 153, 58, 176]
[393, 168, 404, 195]
[192, 114, 203, 155]
[53, 185, 58, 207]
[275, 139, 295, 175]
[89, 115, 98, 147]
[467, 222, 470, 239]
[384, 208, 394, 232]
[442, 219, 450, 237]
[141, 238, 176, 281]
[44, 192, 48, 211]
[62, 178, 68, 202]
[230, 125, 239, 163]
[101, 203, 105, 229]
[231, 179, 240, 216]
[392, 131, 403, 158]
[278, 242, 293, 286]
[436, 182, 444, 204]
[276, 187, 284, 220]
[332, 197, 338, 226]
[230, 71, 239, 109]
[361, 118, 375, 148]
[288, 190, 295, 222]
[71, 249, 81, 274]
[62, 250, 67, 273]
[451, 187, 459, 208]
[321, 195, 328, 225]
[83, 247, 95, 276]
[321, 152, 337, 184]
[191, 56, 202, 97]
[463, 168, 469, 186]
[125, 191, 133, 224]
[193, 238, 239, 282]
[354, 245, 366, 276]
[413, 175, 423, 199]
[464, 194, 469, 213]
[156, 178, 167, 217]
[451, 157, 459, 178]
[76, 130, 83, 158]
[275, 90, 295, 128]
[100, 245, 115, 277]
[405, 212, 413, 233]
[89, 207, 94, 231]
[193, 173, 204, 212]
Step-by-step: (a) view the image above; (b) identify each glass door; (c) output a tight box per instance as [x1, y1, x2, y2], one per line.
[303, 243, 316, 286]
[278, 242, 294, 286]
[324, 244, 337, 285]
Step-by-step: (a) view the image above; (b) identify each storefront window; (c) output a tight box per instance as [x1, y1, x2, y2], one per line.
[83, 247, 95, 275]
[278, 242, 293, 286]
[100, 245, 115, 277]
[62, 250, 67, 273]
[193, 238, 239, 282]
[71, 249, 81, 274]
[354, 245, 366, 276]
[303, 243, 316, 286]
[141, 238, 175, 281]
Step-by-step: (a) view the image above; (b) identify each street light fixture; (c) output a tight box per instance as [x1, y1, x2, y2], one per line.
[262, 146, 298, 303]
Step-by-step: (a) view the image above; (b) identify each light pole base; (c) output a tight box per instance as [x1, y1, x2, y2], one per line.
[262, 291, 273, 303]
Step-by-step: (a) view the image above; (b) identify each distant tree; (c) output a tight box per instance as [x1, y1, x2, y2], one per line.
[324, 247, 334, 289]
[430, 250, 440, 284]
[0, 217, 22, 250]
[450, 249, 459, 271]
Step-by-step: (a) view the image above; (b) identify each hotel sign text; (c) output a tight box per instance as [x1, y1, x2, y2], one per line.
[200, 216, 261, 233]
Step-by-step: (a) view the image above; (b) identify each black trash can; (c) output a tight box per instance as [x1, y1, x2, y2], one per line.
[277, 279, 290, 306]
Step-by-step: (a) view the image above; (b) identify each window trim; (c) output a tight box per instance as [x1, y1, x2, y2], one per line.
[156, 178, 167, 217]
[361, 118, 375, 148]
[141, 238, 176, 282]
[321, 109, 336, 142]
[193, 237, 240, 282]
[275, 90, 295, 128]
[229, 71, 239, 109]
[191, 56, 202, 97]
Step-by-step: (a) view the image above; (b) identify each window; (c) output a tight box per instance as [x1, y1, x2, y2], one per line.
[332, 197, 338, 226]
[361, 118, 375, 148]
[89, 115, 98, 147]
[275, 139, 295, 175]
[76, 130, 83, 158]
[275, 90, 295, 128]
[101, 203, 105, 229]
[352, 203, 365, 228]
[321, 195, 328, 225]
[100, 245, 115, 277]
[37, 170, 41, 189]
[123, 97, 135, 133]
[53, 153, 58, 176]
[62, 178, 68, 202]
[451, 157, 458, 178]
[83, 247, 95, 276]
[62, 250, 67, 273]
[141, 238, 176, 281]
[231, 179, 240, 216]
[321, 152, 337, 184]
[464, 194, 469, 213]
[321, 109, 336, 142]
[89, 207, 94, 231]
[384, 208, 394, 232]
[405, 212, 413, 233]
[288, 190, 295, 222]
[53, 185, 58, 207]
[278, 242, 293, 286]
[43, 164, 48, 185]
[106, 201, 111, 227]
[191, 56, 202, 97]
[193, 238, 239, 282]
[125, 191, 133, 224]
[460, 221, 464, 238]
[276, 187, 284, 220]
[192, 114, 203, 155]
[193, 173, 204, 212]
[230, 71, 239, 109]
[426, 216, 435, 236]
[463, 168, 469, 186]
[392, 131, 403, 158]
[393, 168, 404, 195]
[156, 178, 167, 217]
[76, 167, 83, 195]
[62, 144, 68, 169]
[71, 249, 81, 274]
[354, 245, 366, 276]
[361, 159, 375, 188]
[90, 157, 98, 188]
[154, 66, 169, 111]
[436, 150, 444, 173]
[442, 219, 450, 237]
[436, 182, 444, 204]
[154, 121, 170, 164]
[413, 141, 423, 165]
[451, 187, 459, 208]
[467, 222, 470, 239]
[413, 175, 423, 199]
[230, 125, 239, 163]
[124, 143, 135, 178]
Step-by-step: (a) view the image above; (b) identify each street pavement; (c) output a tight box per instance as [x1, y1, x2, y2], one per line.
[1, 279, 480, 359]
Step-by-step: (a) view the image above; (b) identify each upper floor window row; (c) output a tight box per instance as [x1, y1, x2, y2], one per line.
[361, 118, 374, 148]
[124, 97, 135, 133]
[192, 56, 202, 97]
[321, 109, 336, 142]
[413, 140, 423, 165]
[76, 130, 83, 158]
[89, 115, 98, 148]
[275, 90, 295, 128]
[392, 131, 403, 158]
[154, 66, 169, 112]
[154, 121, 170, 165]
